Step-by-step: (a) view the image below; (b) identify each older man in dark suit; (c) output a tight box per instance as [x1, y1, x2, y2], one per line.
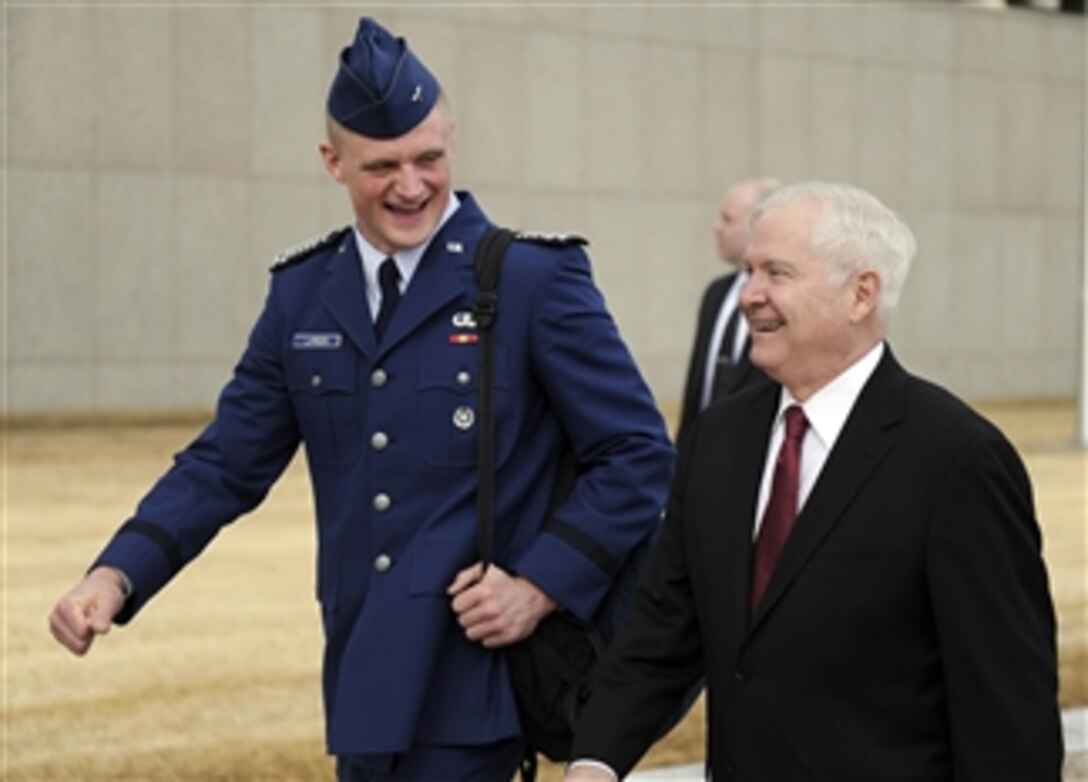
[566, 181, 1063, 781]
[676, 177, 779, 446]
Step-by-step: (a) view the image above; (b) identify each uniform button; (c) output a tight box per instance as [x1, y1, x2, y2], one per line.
[734, 670, 749, 683]
[373, 493, 391, 512]
[456, 370, 471, 386]
[374, 554, 392, 572]
[371, 368, 388, 387]
[370, 431, 389, 450]
[310, 373, 323, 388]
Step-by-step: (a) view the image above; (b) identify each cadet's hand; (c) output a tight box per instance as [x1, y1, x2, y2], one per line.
[48, 566, 128, 656]
[447, 562, 557, 648]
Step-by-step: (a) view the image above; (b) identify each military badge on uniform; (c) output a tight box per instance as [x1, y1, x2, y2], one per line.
[452, 406, 475, 430]
[449, 310, 479, 344]
[452, 311, 477, 329]
[513, 230, 588, 247]
[271, 228, 350, 272]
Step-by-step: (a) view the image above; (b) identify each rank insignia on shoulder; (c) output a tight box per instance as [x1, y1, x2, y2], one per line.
[513, 230, 588, 247]
[270, 227, 350, 272]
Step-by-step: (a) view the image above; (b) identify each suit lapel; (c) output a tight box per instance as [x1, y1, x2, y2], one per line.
[723, 387, 779, 639]
[377, 241, 469, 353]
[375, 194, 489, 353]
[699, 275, 734, 354]
[683, 275, 732, 421]
[318, 215, 480, 360]
[747, 350, 907, 630]
[318, 232, 377, 359]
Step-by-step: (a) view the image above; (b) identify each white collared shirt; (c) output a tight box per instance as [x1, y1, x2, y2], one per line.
[353, 192, 461, 320]
[753, 342, 884, 538]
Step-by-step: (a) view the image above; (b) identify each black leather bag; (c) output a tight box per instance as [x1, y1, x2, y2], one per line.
[472, 228, 671, 780]
[502, 532, 655, 765]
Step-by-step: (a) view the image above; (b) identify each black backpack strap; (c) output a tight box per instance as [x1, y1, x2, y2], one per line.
[474, 227, 516, 571]
[473, 228, 595, 782]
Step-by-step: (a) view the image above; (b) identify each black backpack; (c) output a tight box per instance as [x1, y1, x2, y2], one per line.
[472, 227, 695, 781]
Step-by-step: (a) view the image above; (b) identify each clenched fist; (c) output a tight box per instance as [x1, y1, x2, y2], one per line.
[48, 566, 129, 656]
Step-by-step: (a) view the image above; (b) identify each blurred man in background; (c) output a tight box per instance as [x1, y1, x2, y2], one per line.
[676, 177, 779, 446]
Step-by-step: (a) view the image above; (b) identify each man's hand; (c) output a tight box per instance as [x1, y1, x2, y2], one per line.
[48, 566, 128, 656]
[447, 562, 557, 648]
[562, 762, 619, 781]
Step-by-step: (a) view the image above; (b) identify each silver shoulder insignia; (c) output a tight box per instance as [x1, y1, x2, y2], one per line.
[270, 227, 350, 272]
[513, 230, 588, 247]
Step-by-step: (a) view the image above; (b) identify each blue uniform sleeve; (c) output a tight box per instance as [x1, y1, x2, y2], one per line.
[509, 245, 675, 622]
[93, 287, 302, 622]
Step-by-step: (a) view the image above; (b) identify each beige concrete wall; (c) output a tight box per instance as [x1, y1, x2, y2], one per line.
[4, 3, 1084, 412]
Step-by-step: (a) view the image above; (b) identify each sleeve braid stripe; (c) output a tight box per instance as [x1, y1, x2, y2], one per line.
[544, 518, 620, 579]
[118, 518, 184, 573]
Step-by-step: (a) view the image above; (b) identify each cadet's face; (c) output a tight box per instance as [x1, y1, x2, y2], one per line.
[321, 106, 454, 255]
[740, 200, 867, 401]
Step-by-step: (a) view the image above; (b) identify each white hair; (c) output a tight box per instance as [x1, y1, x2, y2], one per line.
[751, 181, 917, 324]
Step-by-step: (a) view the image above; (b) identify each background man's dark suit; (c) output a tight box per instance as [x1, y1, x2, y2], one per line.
[573, 348, 1063, 780]
[676, 272, 766, 445]
[677, 177, 780, 446]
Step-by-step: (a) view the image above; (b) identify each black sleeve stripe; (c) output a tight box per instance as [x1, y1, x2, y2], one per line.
[544, 519, 620, 579]
[119, 518, 184, 573]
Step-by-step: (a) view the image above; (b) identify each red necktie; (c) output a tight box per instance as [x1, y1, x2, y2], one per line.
[749, 405, 808, 615]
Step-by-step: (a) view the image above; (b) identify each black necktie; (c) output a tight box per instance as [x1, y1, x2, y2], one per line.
[375, 257, 401, 339]
[710, 303, 742, 402]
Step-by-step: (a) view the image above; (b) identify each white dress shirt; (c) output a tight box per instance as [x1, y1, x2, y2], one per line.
[753, 342, 883, 538]
[353, 192, 461, 320]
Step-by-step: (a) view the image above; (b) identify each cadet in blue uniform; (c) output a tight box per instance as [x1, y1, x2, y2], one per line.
[48, 16, 673, 781]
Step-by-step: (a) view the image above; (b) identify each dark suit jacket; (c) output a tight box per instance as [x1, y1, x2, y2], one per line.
[573, 347, 1063, 781]
[677, 272, 766, 446]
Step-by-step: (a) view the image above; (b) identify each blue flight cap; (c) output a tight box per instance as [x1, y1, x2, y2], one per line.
[327, 17, 440, 139]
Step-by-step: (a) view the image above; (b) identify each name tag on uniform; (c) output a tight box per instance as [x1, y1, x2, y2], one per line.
[292, 332, 343, 350]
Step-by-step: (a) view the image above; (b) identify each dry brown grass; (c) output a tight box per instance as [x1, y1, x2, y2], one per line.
[3, 399, 1084, 780]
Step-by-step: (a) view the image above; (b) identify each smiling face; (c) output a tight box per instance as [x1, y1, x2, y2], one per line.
[741, 197, 883, 401]
[320, 103, 455, 255]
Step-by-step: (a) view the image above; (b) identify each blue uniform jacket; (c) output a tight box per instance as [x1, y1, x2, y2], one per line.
[93, 192, 674, 757]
